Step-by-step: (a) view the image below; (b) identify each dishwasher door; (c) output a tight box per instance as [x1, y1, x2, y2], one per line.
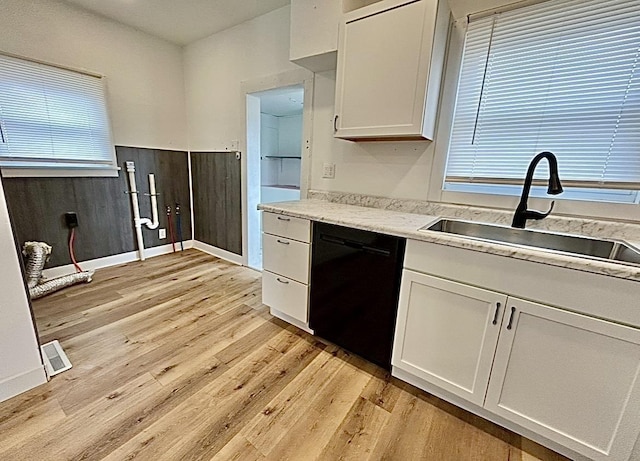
[309, 222, 406, 369]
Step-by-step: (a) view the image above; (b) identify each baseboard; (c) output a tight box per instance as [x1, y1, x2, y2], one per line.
[192, 241, 243, 265]
[269, 308, 314, 335]
[0, 366, 47, 404]
[42, 240, 195, 278]
[43, 240, 241, 279]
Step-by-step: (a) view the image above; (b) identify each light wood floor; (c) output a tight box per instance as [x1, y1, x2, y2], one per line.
[0, 250, 569, 461]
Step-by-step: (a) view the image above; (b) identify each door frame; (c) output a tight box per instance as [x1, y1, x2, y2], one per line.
[240, 68, 314, 269]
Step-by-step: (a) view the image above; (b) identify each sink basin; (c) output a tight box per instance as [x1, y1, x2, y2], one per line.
[421, 219, 640, 267]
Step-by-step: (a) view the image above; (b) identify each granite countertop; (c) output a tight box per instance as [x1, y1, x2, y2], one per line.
[259, 199, 640, 283]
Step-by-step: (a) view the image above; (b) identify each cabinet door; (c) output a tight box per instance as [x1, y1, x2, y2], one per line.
[334, 0, 446, 140]
[485, 298, 640, 461]
[392, 270, 507, 406]
[289, 0, 341, 72]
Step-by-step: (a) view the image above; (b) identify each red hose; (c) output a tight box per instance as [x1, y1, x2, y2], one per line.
[69, 228, 83, 273]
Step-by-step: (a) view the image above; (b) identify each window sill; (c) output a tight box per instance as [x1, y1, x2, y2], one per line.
[1, 167, 120, 178]
[437, 189, 640, 224]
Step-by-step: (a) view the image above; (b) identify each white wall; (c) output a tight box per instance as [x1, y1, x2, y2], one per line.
[184, 6, 299, 151]
[310, 71, 435, 200]
[0, 0, 187, 150]
[182, 2, 437, 200]
[261, 113, 303, 188]
[278, 114, 303, 156]
[446, 0, 529, 19]
[261, 113, 280, 158]
[0, 180, 46, 402]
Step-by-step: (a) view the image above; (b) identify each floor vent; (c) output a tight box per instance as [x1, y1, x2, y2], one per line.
[40, 340, 72, 377]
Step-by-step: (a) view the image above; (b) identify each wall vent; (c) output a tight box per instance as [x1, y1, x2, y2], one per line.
[40, 340, 72, 377]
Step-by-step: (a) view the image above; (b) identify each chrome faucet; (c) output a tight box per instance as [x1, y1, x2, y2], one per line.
[512, 152, 563, 229]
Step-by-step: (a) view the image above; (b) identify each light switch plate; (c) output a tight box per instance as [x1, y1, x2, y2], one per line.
[322, 163, 336, 179]
[159, 228, 166, 239]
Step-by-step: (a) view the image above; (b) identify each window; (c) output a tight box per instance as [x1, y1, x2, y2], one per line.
[0, 54, 117, 176]
[444, 0, 640, 204]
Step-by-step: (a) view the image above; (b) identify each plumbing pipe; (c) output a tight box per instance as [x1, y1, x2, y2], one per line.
[141, 174, 160, 230]
[125, 161, 160, 261]
[126, 161, 147, 261]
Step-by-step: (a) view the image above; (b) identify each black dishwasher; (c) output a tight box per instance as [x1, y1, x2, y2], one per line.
[309, 222, 406, 370]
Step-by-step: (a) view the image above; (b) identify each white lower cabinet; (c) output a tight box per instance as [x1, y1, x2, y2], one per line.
[393, 267, 640, 461]
[392, 270, 507, 406]
[262, 271, 309, 323]
[485, 297, 640, 461]
[262, 234, 310, 284]
[261, 212, 312, 331]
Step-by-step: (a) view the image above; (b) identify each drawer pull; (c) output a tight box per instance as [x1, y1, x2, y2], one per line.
[506, 306, 516, 330]
[276, 239, 290, 245]
[492, 302, 501, 325]
[276, 277, 289, 284]
[277, 216, 291, 222]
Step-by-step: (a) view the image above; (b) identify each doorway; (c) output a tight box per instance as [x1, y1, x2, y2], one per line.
[246, 84, 304, 270]
[257, 85, 304, 204]
[241, 69, 314, 270]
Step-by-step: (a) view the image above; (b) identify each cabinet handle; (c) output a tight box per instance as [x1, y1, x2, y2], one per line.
[276, 277, 289, 284]
[334, 115, 339, 133]
[276, 239, 290, 245]
[506, 306, 516, 330]
[492, 302, 501, 325]
[277, 216, 290, 222]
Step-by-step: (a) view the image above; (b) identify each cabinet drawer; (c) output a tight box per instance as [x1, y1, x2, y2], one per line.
[262, 234, 310, 284]
[263, 271, 309, 323]
[263, 212, 311, 243]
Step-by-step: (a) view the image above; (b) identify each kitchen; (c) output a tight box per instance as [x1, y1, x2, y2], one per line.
[0, 1, 640, 459]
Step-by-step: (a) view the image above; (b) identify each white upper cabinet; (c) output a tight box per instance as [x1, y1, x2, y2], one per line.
[334, 0, 449, 140]
[485, 297, 640, 461]
[289, 0, 342, 72]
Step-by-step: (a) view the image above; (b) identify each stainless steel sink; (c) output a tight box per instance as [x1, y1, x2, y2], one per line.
[421, 219, 640, 267]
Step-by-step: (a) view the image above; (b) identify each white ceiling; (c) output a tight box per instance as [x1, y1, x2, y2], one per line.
[257, 86, 304, 117]
[61, 0, 291, 45]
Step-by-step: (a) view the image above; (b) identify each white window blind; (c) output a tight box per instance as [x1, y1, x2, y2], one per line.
[445, 0, 640, 191]
[0, 54, 116, 172]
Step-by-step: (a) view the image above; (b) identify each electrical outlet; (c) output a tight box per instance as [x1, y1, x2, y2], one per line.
[159, 228, 166, 239]
[64, 212, 78, 228]
[322, 163, 336, 179]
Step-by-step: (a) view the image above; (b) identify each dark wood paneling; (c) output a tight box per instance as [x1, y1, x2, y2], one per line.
[191, 152, 242, 255]
[117, 147, 191, 250]
[3, 147, 190, 268]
